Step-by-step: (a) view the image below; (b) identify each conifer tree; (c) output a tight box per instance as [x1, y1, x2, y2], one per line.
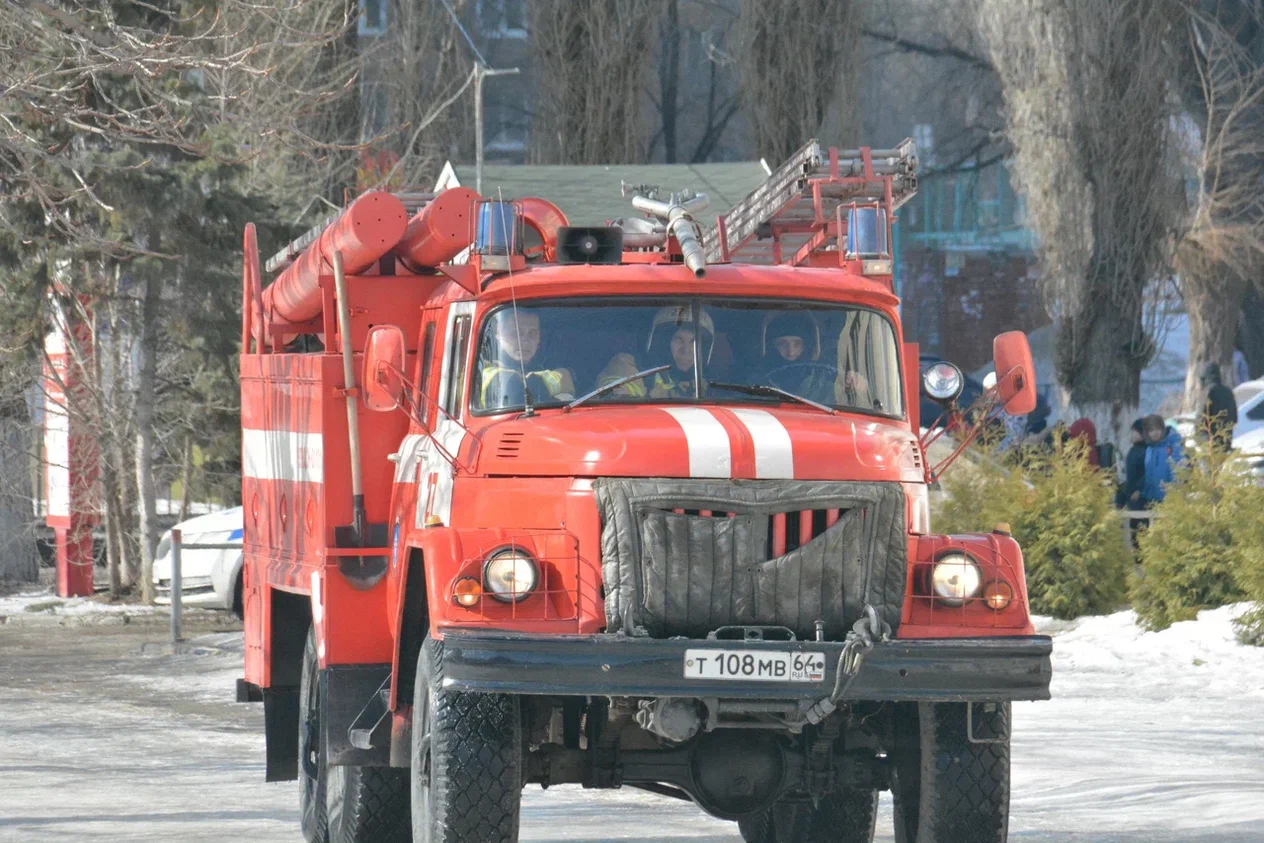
[1131, 439, 1264, 632]
[937, 437, 1129, 619]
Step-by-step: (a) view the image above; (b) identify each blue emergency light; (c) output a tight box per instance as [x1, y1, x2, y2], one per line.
[475, 201, 521, 256]
[846, 205, 889, 259]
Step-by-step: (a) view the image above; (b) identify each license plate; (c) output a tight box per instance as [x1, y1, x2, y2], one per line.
[683, 649, 827, 683]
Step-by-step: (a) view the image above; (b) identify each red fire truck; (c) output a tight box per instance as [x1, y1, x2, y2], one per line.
[237, 139, 1051, 843]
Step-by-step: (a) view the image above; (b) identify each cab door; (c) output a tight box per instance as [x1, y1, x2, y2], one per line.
[415, 301, 475, 527]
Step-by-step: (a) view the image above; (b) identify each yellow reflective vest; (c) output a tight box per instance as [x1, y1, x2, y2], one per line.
[481, 365, 564, 406]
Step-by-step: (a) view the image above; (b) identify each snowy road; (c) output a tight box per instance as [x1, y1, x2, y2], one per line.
[1, 604, 1262, 842]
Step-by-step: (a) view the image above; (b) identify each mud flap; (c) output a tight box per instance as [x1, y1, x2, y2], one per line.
[321, 664, 393, 767]
[263, 686, 299, 782]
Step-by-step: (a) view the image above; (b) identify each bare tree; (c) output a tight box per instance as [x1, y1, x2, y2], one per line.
[1175, 4, 1264, 407]
[979, 0, 1185, 442]
[527, 0, 659, 164]
[735, 0, 863, 162]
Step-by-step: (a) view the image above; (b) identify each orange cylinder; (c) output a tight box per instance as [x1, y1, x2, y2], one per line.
[518, 197, 569, 262]
[397, 187, 479, 270]
[263, 190, 408, 325]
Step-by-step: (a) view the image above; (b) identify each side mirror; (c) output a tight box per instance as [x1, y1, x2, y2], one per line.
[362, 325, 407, 412]
[992, 331, 1037, 415]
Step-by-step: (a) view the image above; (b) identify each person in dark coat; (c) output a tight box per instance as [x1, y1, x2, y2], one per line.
[1116, 419, 1148, 547]
[1198, 362, 1238, 452]
[1118, 419, 1147, 508]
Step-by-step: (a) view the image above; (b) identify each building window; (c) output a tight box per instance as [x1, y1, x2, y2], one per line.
[478, 0, 526, 39]
[359, 0, 387, 37]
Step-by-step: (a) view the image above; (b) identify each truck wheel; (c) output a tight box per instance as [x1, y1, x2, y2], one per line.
[738, 789, 878, 843]
[326, 764, 411, 843]
[890, 702, 1010, 843]
[411, 635, 522, 843]
[299, 629, 328, 843]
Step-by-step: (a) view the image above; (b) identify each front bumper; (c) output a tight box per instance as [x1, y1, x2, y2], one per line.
[439, 632, 1052, 702]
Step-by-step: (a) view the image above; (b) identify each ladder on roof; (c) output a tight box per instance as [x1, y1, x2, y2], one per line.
[703, 139, 919, 267]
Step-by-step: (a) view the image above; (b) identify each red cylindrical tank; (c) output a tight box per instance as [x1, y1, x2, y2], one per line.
[263, 190, 408, 325]
[397, 187, 479, 271]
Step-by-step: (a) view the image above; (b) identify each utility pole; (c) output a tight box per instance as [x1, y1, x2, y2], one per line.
[474, 63, 520, 195]
[438, 0, 519, 195]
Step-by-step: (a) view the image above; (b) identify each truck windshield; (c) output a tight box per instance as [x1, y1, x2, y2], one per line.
[471, 298, 903, 417]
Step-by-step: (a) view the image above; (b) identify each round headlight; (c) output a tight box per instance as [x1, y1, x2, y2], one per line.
[483, 548, 538, 603]
[923, 362, 964, 402]
[931, 553, 982, 606]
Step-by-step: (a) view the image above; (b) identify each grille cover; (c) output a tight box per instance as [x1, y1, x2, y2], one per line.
[594, 478, 907, 640]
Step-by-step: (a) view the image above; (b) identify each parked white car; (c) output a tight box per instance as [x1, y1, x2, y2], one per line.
[1174, 378, 1264, 443]
[1234, 379, 1264, 442]
[152, 507, 244, 616]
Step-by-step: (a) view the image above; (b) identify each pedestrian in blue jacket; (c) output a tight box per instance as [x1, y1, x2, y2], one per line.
[1141, 414, 1183, 504]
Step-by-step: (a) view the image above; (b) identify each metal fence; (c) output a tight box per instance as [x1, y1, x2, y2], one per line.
[167, 528, 243, 643]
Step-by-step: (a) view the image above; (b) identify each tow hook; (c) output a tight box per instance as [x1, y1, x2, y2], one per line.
[804, 605, 891, 725]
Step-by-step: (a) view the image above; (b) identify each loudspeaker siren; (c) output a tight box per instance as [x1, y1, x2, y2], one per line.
[556, 226, 624, 265]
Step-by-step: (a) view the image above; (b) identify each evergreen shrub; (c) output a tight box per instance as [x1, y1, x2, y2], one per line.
[1129, 442, 1264, 637]
[935, 437, 1129, 619]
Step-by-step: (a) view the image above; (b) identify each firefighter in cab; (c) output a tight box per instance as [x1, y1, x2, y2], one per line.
[479, 310, 575, 409]
[596, 305, 714, 399]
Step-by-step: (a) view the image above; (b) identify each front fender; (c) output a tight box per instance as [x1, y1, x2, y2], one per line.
[899, 532, 1035, 638]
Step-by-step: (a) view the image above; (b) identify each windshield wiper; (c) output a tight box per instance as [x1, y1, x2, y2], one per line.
[708, 382, 837, 415]
[564, 365, 671, 412]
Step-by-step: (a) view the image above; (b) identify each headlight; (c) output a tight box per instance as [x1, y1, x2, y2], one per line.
[482, 547, 538, 603]
[922, 362, 964, 402]
[931, 553, 982, 606]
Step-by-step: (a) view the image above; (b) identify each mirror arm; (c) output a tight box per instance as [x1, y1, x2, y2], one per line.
[924, 395, 1003, 484]
[386, 362, 480, 475]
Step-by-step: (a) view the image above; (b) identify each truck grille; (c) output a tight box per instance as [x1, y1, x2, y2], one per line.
[594, 479, 907, 641]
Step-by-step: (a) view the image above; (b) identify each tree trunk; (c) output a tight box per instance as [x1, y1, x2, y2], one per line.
[134, 276, 162, 603]
[0, 409, 39, 584]
[659, 0, 680, 164]
[178, 432, 193, 523]
[114, 438, 138, 588]
[101, 451, 125, 599]
[1057, 294, 1146, 448]
[1183, 272, 1244, 412]
[1240, 282, 1264, 380]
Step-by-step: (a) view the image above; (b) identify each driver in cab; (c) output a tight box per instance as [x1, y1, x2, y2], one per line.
[480, 311, 575, 409]
[595, 305, 713, 399]
[760, 311, 836, 405]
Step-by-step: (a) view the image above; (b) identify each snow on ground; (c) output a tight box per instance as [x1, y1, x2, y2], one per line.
[1, 605, 1262, 841]
[0, 588, 163, 619]
[1012, 604, 1264, 841]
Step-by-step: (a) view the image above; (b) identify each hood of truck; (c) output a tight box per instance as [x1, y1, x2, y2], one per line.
[471, 405, 923, 483]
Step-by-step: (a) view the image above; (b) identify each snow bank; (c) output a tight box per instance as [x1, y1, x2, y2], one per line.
[1033, 603, 1264, 702]
[1014, 603, 1264, 840]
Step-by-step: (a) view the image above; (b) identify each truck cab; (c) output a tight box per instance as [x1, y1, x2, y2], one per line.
[238, 140, 1051, 843]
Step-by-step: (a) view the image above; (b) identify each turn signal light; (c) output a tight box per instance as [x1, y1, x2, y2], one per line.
[452, 577, 482, 607]
[984, 581, 1013, 611]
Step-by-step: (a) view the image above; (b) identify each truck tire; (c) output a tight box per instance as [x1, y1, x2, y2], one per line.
[299, 629, 328, 843]
[738, 789, 878, 843]
[411, 635, 522, 843]
[890, 701, 1010, 843]
[326, 763, 411, 843]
